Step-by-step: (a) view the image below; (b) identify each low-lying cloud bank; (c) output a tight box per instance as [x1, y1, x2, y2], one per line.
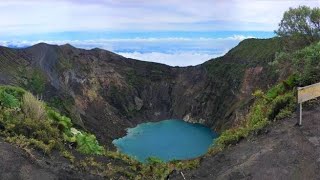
[0, 35, 255, 66]
[118, 51, 226, 67]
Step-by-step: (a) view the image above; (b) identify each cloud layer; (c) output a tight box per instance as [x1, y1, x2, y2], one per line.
[0, 34, 258, 66]
[118, 51, 224, 67]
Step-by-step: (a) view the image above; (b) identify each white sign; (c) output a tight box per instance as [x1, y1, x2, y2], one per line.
[298, 82, 320, 103]
[297, 82, 320, 125]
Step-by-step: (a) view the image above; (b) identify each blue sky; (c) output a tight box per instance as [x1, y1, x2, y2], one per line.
[0, 0, 319, 66]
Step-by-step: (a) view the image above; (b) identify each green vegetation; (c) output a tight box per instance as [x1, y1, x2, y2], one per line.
[57, 57, 73, 72]
[26, 70, 46, 94]
[22, 92, 47, 121]
[0, 85, 103, 155]
[0, 85, 201, 179]
[75, 132, 104, 155]
[276, 6, 320, 44]
[47, 108, 104, 155]
[226, 38, 282, 66]
[48, 95, 74, 110]
[209, 41, 320, 156]
[0, 89, 20, 108]
[291, 42, 320, 86]
[0, 86, 62, 154]
[206, 62, 246, 89]
[208, 6, 320, 155]
[209, 78, 296, 153]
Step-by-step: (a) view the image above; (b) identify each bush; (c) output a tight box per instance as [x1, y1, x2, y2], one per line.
[0, 90, 20, 108]
[21, 92, 47, 121]
[1, 90, 62, 147]
[46, 107, 105, 155]
[271, 42, 320, 87]
[75, 132, 104, 155]
[268, 91, 296, 120]
[27, 70, 46, 94]
[266, 84, 286, 99]
[47, 109, 72, 131]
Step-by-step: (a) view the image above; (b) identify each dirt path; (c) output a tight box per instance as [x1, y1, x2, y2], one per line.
[171, 106, 320, 180]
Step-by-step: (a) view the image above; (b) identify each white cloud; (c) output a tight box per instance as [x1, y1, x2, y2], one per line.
[0, 35, 253, 51]
[118, 51, 226, 67]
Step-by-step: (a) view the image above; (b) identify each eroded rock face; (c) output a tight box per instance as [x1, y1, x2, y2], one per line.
[0, 38, 282, 145]
[134, 96, 144, 111]
[183, 113, 206, 124]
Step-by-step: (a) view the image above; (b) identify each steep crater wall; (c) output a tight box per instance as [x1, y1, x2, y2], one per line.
[0, 38, 282, 146]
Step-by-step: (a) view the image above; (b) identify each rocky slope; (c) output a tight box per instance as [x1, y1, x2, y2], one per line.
[0, 38, 282, 145]
[0, 138, 102, 180]
[170, 104, 320, 180]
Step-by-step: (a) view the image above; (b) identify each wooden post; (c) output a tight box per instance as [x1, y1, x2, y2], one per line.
[299, 103, 302, 126]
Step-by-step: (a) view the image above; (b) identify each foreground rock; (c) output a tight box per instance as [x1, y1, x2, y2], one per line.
[171, 106, 320, 180]
[0, 140, 56, 180]
[0, 138, 103, 180]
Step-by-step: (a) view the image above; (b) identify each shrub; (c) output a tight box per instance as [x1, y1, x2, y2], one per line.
[0, 86, 25, 98]
[0, 90, 20, 108]
[266, 83, 286, 99]
[0, 87, 62, 153]
[47, 109, 72, 131]
[268, 91, 296, 120]
[21, 92, 47, 121]
[75, 132, 104, 155]
[27, 70, 46, 94]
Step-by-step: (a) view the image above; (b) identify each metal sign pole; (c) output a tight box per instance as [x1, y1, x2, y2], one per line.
[299, 103, 302, 126]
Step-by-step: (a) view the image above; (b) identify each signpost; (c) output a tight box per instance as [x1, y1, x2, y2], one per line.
[297, 82, 320, 125]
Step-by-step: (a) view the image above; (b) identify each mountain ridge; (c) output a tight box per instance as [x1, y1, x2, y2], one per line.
[0, 38, 282, 146]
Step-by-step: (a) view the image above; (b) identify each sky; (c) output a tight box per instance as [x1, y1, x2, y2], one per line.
[0, 0, 319, 66]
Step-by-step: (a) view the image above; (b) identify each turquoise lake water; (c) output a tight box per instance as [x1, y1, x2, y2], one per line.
[112, 119, 218, 162]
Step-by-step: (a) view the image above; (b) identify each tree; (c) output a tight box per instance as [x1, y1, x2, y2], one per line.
[276, 6, 320, 44]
